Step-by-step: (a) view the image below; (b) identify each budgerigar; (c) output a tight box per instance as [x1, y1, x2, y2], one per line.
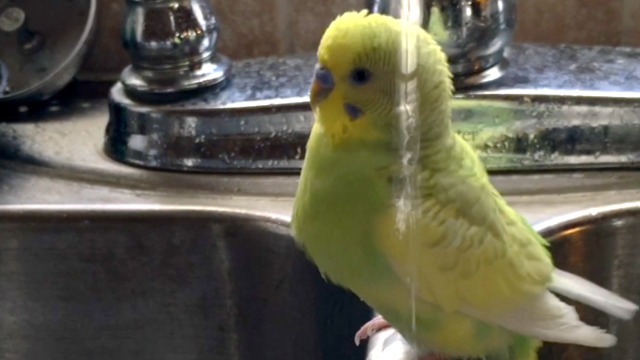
[291, 10, 638, 360]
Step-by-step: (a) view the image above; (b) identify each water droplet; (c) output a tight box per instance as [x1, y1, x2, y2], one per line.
[532, 151, 544, 161]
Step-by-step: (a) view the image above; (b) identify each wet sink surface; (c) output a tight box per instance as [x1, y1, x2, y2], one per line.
[0, 206, 371, 360]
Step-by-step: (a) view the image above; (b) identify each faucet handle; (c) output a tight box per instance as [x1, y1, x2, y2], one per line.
[366, 0, 516, 88]
[119, 0, 231, 102]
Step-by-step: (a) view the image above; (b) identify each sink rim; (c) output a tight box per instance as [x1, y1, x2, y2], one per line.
[0, 203, 291, 225]
[533, 201, 640, 236]
[4, 200, 640, 232]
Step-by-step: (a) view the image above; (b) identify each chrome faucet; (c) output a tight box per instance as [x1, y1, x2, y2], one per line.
[119, 0, 231, 102]
[366, 0, 516, 88]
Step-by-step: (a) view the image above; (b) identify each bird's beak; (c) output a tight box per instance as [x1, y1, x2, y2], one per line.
[310, 65, 334, 108]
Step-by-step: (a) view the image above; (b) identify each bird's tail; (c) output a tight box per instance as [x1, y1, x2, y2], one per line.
[549, 269, 638, 320]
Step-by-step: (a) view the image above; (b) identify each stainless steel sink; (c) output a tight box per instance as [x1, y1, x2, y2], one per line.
[0, 205, 372, 360]
[535, 202, 640, 360]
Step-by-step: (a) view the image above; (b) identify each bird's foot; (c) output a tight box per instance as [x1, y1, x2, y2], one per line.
[354, 315, 392, 346]
[355, 316, 448, 360]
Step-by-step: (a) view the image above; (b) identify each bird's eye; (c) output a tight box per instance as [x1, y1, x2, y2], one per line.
[350, 68, 372, 85]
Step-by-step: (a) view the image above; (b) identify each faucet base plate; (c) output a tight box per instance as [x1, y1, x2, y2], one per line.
[120, 55, 232, 103]
[453, 58, 509, 89]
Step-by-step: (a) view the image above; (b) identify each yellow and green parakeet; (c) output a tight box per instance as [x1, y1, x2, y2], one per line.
[291, 10, 638, 360]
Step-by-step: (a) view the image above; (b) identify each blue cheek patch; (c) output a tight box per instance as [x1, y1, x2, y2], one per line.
[344, 103, 364, 121]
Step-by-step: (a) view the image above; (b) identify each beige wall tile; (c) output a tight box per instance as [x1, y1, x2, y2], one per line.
[621, 0, 640, 46]
[212, 0, 287, 59]
[80, 0, 129, 79]
[514, 0, 624, 46]
[289, 0, 363, 54]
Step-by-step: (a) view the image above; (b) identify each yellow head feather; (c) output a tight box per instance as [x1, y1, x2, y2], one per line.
[310, 10, 454, 149]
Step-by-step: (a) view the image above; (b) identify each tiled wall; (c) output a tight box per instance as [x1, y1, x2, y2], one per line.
[79, 0, 640, 79]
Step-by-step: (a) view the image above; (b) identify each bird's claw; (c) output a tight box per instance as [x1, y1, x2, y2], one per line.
[354, 315, 392, 346]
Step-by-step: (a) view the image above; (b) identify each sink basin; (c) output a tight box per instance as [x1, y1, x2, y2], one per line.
[0, 205, 371, 360]
[0, 203, 638, 360]
[534, 202, 640, 360]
